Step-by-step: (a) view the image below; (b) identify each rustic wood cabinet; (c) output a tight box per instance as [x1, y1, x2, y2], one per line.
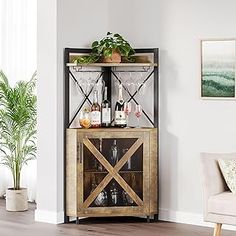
[66, 128, 158, 222]
[64, 48, 159, 223]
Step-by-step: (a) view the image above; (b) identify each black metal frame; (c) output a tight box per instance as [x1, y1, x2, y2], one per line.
[64, 48, 159, 223]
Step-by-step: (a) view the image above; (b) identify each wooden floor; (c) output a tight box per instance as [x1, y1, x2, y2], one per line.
[0, 199, 234, 236]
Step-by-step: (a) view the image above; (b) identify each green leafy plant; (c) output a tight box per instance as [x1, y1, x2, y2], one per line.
[0, 71, 37, 190]
[74, 32, 135, 64]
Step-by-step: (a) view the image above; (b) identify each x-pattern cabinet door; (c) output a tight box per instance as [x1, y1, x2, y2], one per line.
[76, 130, 151, 217]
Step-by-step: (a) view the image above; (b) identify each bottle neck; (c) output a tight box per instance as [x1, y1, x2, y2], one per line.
[118, 84, 123, 101]
[103, 87, 108, 101]
[93, 90, 98, 104]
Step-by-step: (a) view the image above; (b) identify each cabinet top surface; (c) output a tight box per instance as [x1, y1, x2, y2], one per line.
[67, 127, 157, 132]
[66, 62, 158, 67]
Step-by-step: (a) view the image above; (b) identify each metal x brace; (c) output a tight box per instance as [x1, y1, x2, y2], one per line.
[69, 70, 104, 126]
[111, 70, 155, 127]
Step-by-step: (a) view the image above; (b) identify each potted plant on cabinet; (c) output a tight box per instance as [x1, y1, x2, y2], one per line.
[74, 32, 135, 64]
[0, 71, 37, 211]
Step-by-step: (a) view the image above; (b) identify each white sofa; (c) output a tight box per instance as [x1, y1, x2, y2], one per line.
[201, 153, 236, 236]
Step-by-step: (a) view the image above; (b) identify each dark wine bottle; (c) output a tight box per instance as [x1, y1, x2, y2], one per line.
[114, 84, 126, 127]
[91, 175, 108, 207]
[110, 139, 119, 167]
[110, 182, 119, 206]
[101, 87, 111, 127]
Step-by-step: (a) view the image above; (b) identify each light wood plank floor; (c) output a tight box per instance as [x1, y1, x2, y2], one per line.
[0, 199, 234, 236]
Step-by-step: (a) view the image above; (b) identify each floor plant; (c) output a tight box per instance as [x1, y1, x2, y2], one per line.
[0, 71, 37, 211]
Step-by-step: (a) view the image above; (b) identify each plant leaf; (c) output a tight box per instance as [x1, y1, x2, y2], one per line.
[92, 41, 98, 48]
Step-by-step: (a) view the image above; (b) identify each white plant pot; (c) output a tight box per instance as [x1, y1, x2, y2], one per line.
[6, 188, 28, 211]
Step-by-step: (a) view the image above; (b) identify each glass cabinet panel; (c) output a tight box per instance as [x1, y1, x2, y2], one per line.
[83, 137, 143, 207]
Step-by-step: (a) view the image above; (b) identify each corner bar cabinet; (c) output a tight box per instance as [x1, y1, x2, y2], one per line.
[64, 48, 159, 223]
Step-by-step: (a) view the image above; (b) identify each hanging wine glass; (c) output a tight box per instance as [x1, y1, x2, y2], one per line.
[90, 72, 97, 90]
[114, 79, 120, 96]
[75, 74, 81, 94]
[97, 77, 104, 94]
[79, 73, 87, 95]
[128, 72, 135, 95]
[134, 104, 142, 128]
[112, 72, 119, 91]
[120, 72, 127, 90]
[124, 102, 132, 128]
[135, 72, 141, 93]
[86, 72, 92, 95]
[140, 72, 146, 95]
[117, 72, 122, 85]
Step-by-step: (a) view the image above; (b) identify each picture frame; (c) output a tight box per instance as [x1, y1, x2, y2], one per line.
[201, 39, 236, 99]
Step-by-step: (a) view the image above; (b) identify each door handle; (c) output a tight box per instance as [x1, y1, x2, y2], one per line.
[78, 142, 83, 164]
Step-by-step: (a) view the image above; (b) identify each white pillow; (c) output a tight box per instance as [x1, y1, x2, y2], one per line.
[218, 159, 236, 194]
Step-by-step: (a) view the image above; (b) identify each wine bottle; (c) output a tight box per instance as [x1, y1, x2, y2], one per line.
[122, 174, 134, 206]
[101, 87, 111, 127]
[91, 175, 108, 207]
[110, 182, 119, 206]
[94, 139, 103, 171]
[114, 84, 126, 127]
[110, 139, 119, 167]
[91, 90, 101, 128]
[122, 148, 131, 170]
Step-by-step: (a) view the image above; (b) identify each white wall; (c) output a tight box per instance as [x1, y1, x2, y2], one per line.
[109, 0, 236, 226]
[36, 0, 108, 223]
[36, 0, 59, 223]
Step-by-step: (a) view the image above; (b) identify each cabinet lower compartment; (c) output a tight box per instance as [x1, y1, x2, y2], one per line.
[66, 128, 158, 222]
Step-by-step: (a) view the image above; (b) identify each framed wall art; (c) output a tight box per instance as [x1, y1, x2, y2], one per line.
[201, 39, 236, 99]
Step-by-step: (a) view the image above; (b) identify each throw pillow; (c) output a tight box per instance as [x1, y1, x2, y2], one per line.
[218, 159, 236, 194]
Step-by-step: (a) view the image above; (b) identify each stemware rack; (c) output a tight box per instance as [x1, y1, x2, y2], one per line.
[64, 48, 159, 224]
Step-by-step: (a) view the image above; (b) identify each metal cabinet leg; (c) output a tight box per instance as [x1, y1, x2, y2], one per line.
[147, 216, 150, 223]
[64, 216, 70, 223]
[76, 217, 79, 224]
[154, 214, 158, 222]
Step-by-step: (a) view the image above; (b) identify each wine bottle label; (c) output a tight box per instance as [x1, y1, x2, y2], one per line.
[102, 108, 111, 123]
[91, 111, 101, 125]
[115, 111, 126, 125]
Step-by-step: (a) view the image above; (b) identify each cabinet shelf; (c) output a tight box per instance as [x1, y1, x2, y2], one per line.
[69, 127, 155, 132]
[66, 62, 158, 68]
[84, 170, 143, 174]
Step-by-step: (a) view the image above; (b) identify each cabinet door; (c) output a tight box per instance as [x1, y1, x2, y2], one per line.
[77, 131, 150, 217]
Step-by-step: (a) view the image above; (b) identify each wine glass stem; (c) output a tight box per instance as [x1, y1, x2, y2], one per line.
[137, 117, 140, 128]
[127, 115, 129, 127]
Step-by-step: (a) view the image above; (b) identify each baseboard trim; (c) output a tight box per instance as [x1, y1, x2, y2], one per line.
[34, 207, 236, 229]
[159, 208, 236, 231]
[35, 209, 64, 224]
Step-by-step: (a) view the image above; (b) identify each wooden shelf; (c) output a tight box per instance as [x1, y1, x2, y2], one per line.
[66, 62, 157, 67]
[84, 170, 143, 174]
[69, 127, 157, 132]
